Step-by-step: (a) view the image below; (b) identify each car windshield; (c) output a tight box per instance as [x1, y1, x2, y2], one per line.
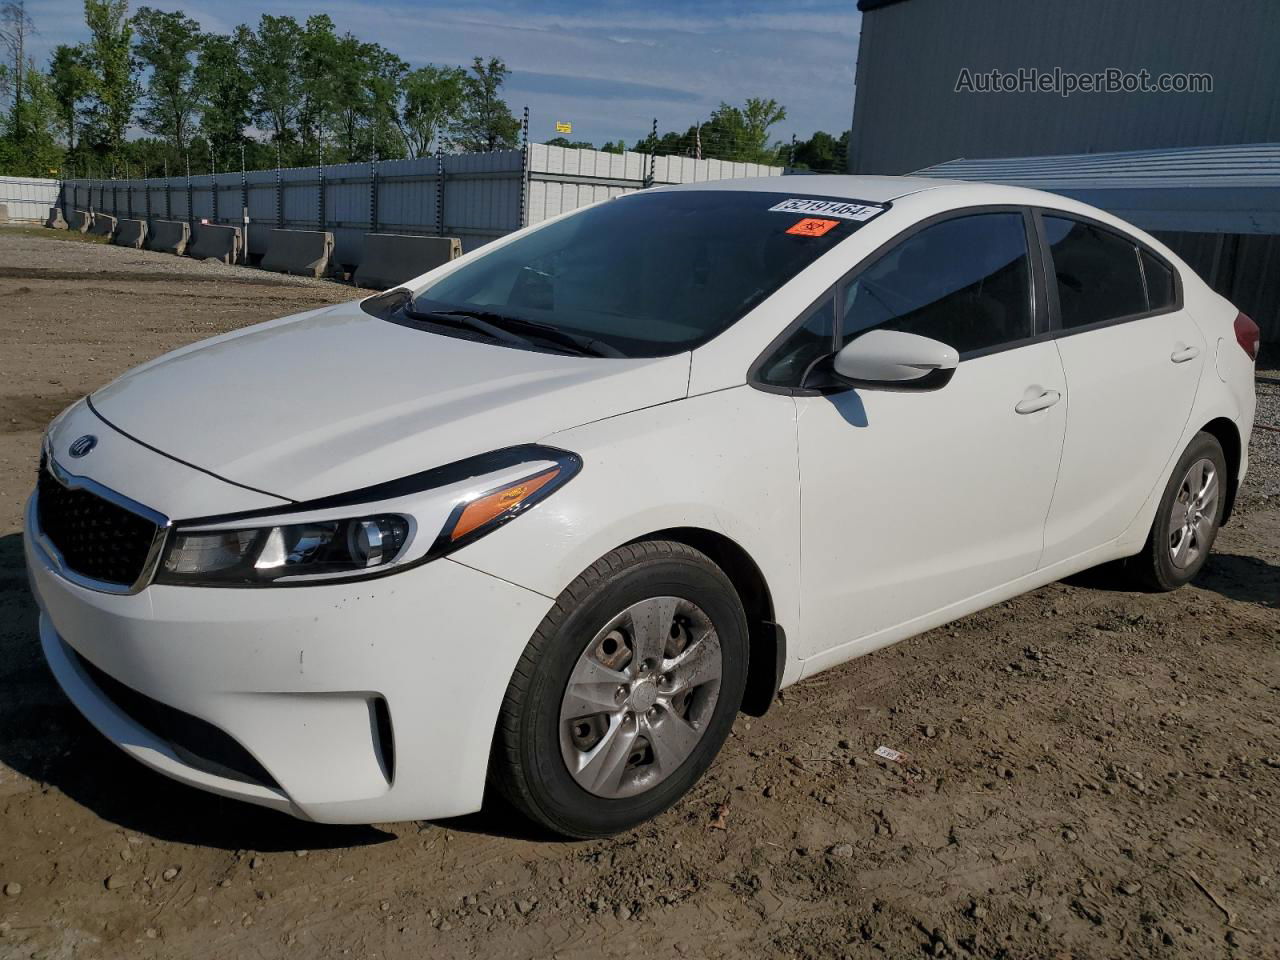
[403, 190, 883, 358]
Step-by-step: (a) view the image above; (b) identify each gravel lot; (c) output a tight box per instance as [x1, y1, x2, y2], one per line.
[1, 229, 1277, 960]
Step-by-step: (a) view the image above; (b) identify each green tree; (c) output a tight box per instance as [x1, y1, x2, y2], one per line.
[326, 33, 405, 161]
[544, 136, 595, 149]
[633, 125, 697, 156]
[296, 14, 337, 157]
[48, 43, 93, 153]
[702, 97, 785, 164]
[243, 14, 301, 148]
[82, 0, 138, 159]
[635, 99, 788, 164]
[0, 64, 65, 175]
[791, 129, 848, 172]
[0, 1, 36, 145]
[195, 29, 253, 166]
[452, 56, 520, 152]
[363, 44, 407, 160]
[132, 6, 202, 154]
[117, 133, 168, 176]
[397, 63, 465, 158]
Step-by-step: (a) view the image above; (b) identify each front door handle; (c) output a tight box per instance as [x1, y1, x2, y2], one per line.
[1171, 344, 1200, 363]
[1015, 389, 1062, 415]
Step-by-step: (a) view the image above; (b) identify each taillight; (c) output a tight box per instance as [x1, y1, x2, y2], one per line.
[1234, 312, 1260, 361]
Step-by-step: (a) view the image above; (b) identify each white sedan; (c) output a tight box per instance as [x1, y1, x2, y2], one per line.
[26, 176, 1258, 837]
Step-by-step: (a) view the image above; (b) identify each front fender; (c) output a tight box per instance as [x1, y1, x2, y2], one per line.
[451, 387, 804, 676]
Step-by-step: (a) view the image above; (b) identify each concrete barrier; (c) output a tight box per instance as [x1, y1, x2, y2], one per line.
[70, 209, 92, 233]
[44, 207, 68, 230]
[187, 222, 241, 263]
[354, 234, 463, 290]
[0, 204, 7, 223]
[260, 228, 335, 278]
[89, 213, 117, 240]
[148, 219, 190, 256]
[112, 218, 148, 249]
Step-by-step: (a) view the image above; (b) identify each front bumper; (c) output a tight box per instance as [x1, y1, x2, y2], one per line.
[25, 494, 553, 823]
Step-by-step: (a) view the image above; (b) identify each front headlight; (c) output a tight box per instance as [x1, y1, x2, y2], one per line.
[154, 446, 580, 587]
[157, 515, 411, 586]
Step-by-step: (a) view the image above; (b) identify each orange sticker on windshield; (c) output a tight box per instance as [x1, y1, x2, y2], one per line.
[786, 217, 840, 237]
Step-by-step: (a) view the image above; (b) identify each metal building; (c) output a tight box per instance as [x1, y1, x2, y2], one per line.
[847, 0, 1280, 176]
[915, 143, 1280, 343]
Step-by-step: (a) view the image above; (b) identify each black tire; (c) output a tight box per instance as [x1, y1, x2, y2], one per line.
[1127, 431, 1227, 591]
[491, 540, 749, 838]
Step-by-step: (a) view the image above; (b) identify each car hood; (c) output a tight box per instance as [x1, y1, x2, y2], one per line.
[90, 301, 691, 502]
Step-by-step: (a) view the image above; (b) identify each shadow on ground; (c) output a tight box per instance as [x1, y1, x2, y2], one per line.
[1061, 551, 1278, 609]
[1197, 552, 1280, 609]
[0, 532, 394, 851]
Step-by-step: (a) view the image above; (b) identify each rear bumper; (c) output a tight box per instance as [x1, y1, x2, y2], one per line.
[25, 494, 553, 823]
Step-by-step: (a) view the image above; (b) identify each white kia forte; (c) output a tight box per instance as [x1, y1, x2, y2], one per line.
[26, 177, 1259, 837]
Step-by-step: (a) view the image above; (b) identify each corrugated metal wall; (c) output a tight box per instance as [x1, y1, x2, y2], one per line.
[1156, 231, 1280, 343]
[911, 145, 1280, 343]
[0, 175, 59, 221]
[61, 145, 782, 267]
[849, 0, 1280, 175]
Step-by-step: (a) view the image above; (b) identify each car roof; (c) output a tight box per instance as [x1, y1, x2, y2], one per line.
[652, 174, 963, 203]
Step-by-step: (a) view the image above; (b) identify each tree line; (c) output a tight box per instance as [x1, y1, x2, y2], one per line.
[0, 0, 848, 179]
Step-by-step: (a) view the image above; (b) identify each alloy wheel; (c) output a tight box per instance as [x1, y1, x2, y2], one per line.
[1168, 457, 1218, 569]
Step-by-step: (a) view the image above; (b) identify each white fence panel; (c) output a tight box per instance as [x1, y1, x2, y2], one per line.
[59, 144, 785, 267]
[1, 175, 59, 221]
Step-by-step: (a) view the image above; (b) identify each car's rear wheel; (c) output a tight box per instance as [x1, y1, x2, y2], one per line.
[1127, 431, 1227, 591]
[491, 540, 748, 838]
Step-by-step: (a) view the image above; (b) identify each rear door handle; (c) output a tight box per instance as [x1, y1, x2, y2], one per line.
[1015, 389, 1062, 415]
[1171, 345, 1200, 363]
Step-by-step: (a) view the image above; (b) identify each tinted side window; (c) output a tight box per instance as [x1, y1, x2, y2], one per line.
[1141, 249, 1176, 311]
[839, 212, 1033, 355]
[1044, 216, 1147, 328]
[756, 295, 834, 388]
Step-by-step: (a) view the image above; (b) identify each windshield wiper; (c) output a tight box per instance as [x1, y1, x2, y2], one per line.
[488, 313, 625, 359]
[402, 305, 538, 350]
[407, 303, 623, 358]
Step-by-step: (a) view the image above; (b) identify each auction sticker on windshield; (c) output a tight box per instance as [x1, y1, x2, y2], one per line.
[785, 217, 841, 237]
[768, 198, 886, 221]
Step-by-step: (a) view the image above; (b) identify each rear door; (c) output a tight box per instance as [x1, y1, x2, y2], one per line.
[1036, 212, 1205, 567]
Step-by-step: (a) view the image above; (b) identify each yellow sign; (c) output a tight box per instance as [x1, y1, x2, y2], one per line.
[554, 121, 573, 134]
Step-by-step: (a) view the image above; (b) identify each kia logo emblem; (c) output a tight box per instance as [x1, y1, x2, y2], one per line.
[68, 435, 97, 458]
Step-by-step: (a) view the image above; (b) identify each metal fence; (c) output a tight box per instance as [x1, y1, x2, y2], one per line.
[0, 175, 59, 221]
[58, 144, 783, 269]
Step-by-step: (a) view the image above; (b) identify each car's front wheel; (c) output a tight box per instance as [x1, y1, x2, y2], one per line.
[1128, 431, 1227, 591]
[491, 540, 748, 838]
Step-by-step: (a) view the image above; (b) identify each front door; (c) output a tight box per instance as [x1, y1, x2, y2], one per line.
[770, 210, 1069, 661]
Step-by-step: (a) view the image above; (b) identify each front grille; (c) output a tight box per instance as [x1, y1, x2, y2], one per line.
[71, 646, 279, 789]
[37, 464, 158, 587]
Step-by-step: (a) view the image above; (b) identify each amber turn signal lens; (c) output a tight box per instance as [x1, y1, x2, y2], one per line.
[450, 467, 560, 542]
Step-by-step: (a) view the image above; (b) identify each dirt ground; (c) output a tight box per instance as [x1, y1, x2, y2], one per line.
[1, 228, 1277, 960]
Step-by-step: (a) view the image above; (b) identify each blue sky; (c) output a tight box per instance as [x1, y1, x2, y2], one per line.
[24, 0, 862, 147]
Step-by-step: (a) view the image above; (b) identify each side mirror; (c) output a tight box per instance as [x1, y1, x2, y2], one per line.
[827, 329, 959, 391]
